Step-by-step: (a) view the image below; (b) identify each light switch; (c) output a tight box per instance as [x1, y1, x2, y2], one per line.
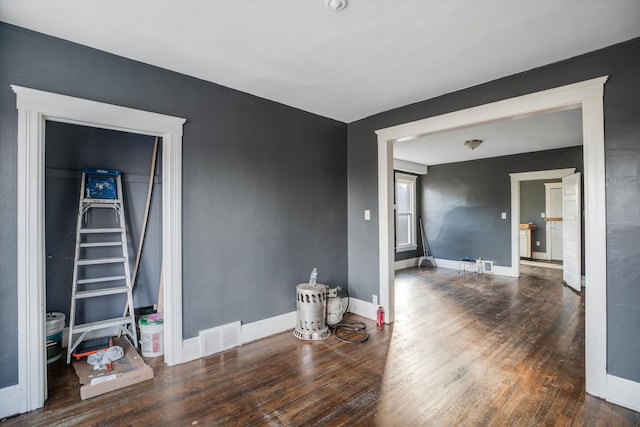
[541, 212, 546, 218]
[501, 212, 507, 219]
[364, 210, 371, 221]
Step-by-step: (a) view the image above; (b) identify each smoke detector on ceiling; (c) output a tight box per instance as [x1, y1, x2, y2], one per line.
[325, 0, 348, 11]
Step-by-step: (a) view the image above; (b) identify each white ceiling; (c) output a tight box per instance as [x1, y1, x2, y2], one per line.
[393, 107, 583, 166]
[1, 0, 639, 124]
[1, 1, 637, 166]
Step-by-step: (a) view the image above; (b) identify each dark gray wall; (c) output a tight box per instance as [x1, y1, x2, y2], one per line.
[520, 179, 554, 253]
[347, 37, 640, 382]
[420, 148, 582, 266]
[0, 23, 347, 388]
[394, 172, 422, 262]
[45, 122, 162, 324]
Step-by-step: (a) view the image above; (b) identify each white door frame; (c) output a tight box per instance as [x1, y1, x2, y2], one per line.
[376, 76, 640, 409]
[11, 86, 186, 414]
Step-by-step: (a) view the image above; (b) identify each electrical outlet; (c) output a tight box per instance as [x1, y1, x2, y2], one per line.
[536, 241, 540, 246]
[501, 212, 507, 219]
[364, 210, 371, 221]
[541, 212, 546, 218]
[372, 295, 378, 305]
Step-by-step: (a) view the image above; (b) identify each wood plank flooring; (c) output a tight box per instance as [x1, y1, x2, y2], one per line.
[4, 265, 639, 426]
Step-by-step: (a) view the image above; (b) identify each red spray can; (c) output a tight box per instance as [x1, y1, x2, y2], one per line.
[377, 306, 384, 327]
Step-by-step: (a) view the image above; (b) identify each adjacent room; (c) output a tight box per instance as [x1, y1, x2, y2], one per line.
[392, 108, 585, 282]
[1, 0, 639, 424]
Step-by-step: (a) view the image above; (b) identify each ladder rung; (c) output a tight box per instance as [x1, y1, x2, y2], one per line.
[79, 242, 123, 248]
[83, 198, 122, 204]
[75, 286, 130, 299]
[79, 228, 124, 234]
[77, 257, 127, 265]
[72, 317, 135, 333]
[76, 275, 127, 285]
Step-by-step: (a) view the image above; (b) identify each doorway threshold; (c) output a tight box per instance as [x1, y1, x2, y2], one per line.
[520, 259, 563, 270]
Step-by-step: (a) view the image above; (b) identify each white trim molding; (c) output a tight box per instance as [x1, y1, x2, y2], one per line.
[394, 257, 419, 270]
[241, 311, 297, 345]
[0, 385, 23, 419]
[375, 77, 623, 405]
[180, 312, 298, 364]
[394, 172, 418, 253]
[178, 303, 379, 367]
[378, 136, 395, 322]
[348, 298, 378, 322]
[11, 85, 186, 415]
[531, 251, 548, 260]
[605, 374, 640, 412]
[181, 337, 201, 364]
[393, 159, 428, 175]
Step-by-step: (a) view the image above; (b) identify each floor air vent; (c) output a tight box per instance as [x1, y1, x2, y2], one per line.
[482, 260, 494, 274]
[199, 321, 241, 357]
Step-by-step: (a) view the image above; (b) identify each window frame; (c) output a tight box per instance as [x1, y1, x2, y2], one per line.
[395, 172, 418, 252]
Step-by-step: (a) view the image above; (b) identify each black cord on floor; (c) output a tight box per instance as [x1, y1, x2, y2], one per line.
[328, 286, 369, 343]
[331, 317, 369, 344]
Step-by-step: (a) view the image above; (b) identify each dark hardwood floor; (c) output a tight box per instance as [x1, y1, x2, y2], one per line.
[4, 266, 639, 426]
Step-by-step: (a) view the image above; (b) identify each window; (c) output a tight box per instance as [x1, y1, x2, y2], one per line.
[395, 172, 417, 251]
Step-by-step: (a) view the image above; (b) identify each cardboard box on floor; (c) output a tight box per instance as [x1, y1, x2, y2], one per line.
[73, 336, 154, 400]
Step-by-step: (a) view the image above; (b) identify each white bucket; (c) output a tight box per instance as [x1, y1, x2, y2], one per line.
[139, 314, 164, 357]
[46, 312, 65, 364]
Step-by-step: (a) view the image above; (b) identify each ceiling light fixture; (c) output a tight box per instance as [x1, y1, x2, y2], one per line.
[464, 139, 483, 150]
[325, 0, 348, 11]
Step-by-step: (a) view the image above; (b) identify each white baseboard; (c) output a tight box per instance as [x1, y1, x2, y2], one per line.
[605, 374, 640, 412]
[520, 259, 563, 270]
[492, 265, 517, 277]
[181, 337, 201, 363]
[63, 312, 298, 366]
[180, 311, 297, 363]
[394, 257, 419, 270]
[348, 298, 377, 321]
[180, 300, 381, 364]
[240, 311, 296, 345]
[0, 384, 24, 419]
[433, 258, 463, 270]
[177, 299, 382, 365]
[434, 258, 517, 277]
[532, 251, 549, 260]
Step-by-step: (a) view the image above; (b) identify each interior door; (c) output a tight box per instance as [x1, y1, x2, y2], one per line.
[562, 173, 582, 291]
[549, 187, 563, 261]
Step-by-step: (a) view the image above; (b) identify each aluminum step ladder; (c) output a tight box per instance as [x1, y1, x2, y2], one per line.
[66, 168, 138, 363]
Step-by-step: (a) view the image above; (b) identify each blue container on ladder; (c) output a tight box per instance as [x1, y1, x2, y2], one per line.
[83, 168, 121, 199]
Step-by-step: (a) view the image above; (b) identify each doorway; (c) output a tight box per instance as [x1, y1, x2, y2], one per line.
[545, 181, 564, 262]
[13, 86, 185, 413]
[519, 179, 565, 268]
[44, 122, 162, 378]
[511, 167, 577, 278]
[376, 77, 608, 399]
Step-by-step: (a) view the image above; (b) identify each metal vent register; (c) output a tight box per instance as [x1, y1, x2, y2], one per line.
[293, 283, 330, 340]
